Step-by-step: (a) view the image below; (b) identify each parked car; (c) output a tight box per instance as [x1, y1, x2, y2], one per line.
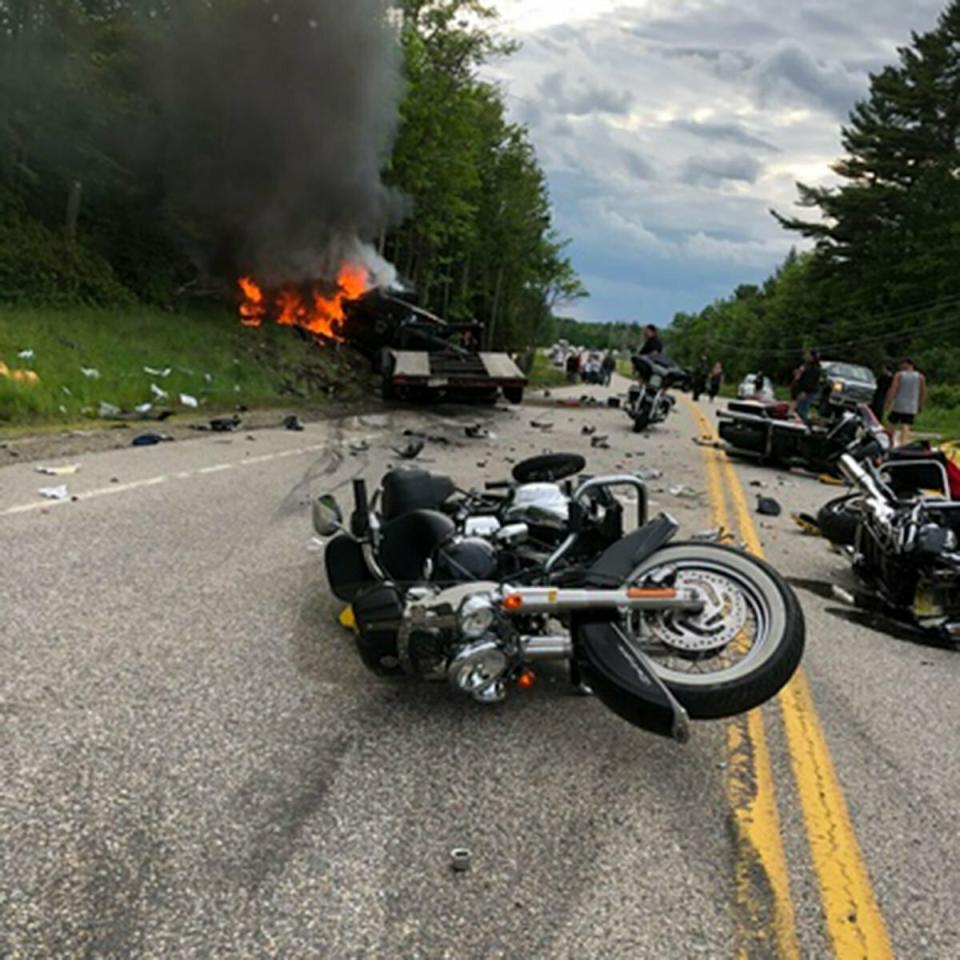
[820, 361, 876, 410]
[737, 373, 775, 402]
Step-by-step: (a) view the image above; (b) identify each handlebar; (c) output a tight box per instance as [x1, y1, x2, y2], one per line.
[352, 478, 371, 537]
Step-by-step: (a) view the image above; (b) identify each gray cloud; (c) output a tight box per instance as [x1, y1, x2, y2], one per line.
[538, 71, 634, 116]
[752, 40, 866, 118]
[681, 154, 763, 186]
[671, 119, 780, 153]
[620, 149, 656, 181]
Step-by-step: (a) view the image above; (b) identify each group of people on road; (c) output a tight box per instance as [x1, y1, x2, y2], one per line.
[691, 354, 725, 403]
[565, 348, 617, 386]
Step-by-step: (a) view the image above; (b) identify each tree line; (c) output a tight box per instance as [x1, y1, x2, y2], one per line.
[667, 1, 960, 391]
[0, 1, 585, 350]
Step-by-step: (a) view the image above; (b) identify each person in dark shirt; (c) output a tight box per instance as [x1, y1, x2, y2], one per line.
[872, 364, 894, 421]
[794, 350, 822, 424]
[639, 324, 663, 356]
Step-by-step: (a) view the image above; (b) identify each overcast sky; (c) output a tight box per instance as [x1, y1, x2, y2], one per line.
[484, 0, 946, 325]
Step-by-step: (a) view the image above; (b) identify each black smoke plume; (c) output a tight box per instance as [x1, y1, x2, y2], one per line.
[154, 0, 403, 285]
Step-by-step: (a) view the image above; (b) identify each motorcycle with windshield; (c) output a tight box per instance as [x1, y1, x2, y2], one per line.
[626, 356, 689, 433]
[822, 452, 960, 643]
[313, 453, 805, 742]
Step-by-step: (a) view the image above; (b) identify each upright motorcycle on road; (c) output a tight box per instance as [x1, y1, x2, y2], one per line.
[313, 454, 805, 742]
[626, 355, 689, 433]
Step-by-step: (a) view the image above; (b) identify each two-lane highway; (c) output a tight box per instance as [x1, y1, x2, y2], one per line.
[1, 380, 957, 957]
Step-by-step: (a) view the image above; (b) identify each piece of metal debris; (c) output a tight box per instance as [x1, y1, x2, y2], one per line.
[450, 848, 471, 873]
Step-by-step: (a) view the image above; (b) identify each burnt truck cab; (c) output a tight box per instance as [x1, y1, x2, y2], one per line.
[344, 289, 527, 404]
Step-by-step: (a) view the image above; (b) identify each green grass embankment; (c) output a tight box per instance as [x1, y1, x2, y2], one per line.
[0, 305, 372, 429]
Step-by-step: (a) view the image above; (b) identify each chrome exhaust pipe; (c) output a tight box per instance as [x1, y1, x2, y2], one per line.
[522, 635, 573, 661]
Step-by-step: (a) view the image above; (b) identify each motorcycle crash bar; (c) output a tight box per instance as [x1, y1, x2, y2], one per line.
[501, 586, 703, 614]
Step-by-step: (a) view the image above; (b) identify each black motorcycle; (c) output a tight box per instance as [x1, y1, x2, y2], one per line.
[717, 400, 888, 474]
[313, 454, 805, 742]
[626, 356, 689, 433]
[825, 453, 960, 642]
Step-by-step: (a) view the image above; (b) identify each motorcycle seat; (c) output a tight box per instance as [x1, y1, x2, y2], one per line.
[379, 509, 456, 584]
[381, 468, 456, 522]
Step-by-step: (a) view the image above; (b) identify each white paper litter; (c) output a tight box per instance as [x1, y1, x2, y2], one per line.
[38, 485, 69, 501]
[179, 393, 199, 408]
[36, 464, 80, 476]
[150, 383, 168, 400]
[81, 367, 101, 379]
[98, 401, 121, 417]
[17, 349, 34, 360]
[144, 366, 172, 378]
[135, 403, 153, 414]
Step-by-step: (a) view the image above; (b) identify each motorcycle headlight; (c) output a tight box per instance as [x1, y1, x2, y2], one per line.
[832, 380, 843, 393]
[459, 595, 496, 639]
[649, 374, 663, 388]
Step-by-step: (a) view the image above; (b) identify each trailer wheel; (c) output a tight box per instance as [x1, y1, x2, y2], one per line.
[503, 386, 524, 404]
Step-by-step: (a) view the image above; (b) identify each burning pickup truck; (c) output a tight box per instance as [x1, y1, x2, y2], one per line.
[238, 267, 527, 405]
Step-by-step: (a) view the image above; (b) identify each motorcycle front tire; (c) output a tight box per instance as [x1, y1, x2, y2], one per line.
[623, 543, 804, 719]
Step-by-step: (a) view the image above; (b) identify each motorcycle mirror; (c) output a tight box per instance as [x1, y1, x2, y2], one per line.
[313, 495, 344, 537]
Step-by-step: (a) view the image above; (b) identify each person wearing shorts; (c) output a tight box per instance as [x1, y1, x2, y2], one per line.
[885, 358, 927, 447]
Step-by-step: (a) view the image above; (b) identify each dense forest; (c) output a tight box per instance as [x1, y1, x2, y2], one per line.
[668, 1, 960, 393]
[0, 0, 584, 350]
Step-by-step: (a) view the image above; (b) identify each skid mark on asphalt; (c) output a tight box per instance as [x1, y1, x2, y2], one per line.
[687, 397, 800, 959]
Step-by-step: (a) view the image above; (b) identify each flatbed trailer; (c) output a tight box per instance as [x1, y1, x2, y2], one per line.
[344, 289, 527, 404]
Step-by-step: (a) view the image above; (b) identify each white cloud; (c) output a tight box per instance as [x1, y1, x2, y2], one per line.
[486, 0, 946, 320]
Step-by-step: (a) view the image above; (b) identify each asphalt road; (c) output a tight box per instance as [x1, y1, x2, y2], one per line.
[1, 376, 957, 959]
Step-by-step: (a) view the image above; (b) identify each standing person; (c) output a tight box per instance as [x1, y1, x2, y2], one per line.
[692, 354, 708, 401]
[872, 364, 894, 422]
[885, 358, 927, 447]
[565, 351, 579, 385]
[707, 361, 724, 403]
[794, 350, 822, 424]
[601, 350, 616, 386]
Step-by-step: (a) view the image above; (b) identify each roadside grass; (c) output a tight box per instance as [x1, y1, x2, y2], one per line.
[0, 305, 371, 428]
[527, 351, 568, 388]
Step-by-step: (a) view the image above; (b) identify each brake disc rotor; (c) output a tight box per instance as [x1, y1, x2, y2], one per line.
[645, 569, 750, 653]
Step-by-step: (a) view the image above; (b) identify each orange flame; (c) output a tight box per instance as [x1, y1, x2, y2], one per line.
[236, 263, 370, 341]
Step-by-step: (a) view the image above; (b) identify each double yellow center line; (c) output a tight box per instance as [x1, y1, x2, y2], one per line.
[685, 397, 894, 960]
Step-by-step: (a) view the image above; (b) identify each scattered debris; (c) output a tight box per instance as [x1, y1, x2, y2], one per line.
[283, 414, 306, 432]
[530, 420, 554, 431]
[543, 389, 552, 398]
[607, 397, 621, 409]
[80, 367, 101, 379]
[61, 386, 72, 396]
[35, 464, 80, 477]
[756, 495, 783, 517]
[150, 383, 169, 400]
[749, 480, 767, 488]
[693, 436, 723, 448]
[393, 440, 424, 460]
[450, 848, 471, 873]
[180, 394, 199, 408]
[465, 424, 489, 439]
[17, 349, 34, 360]
[581, 425, 597, 436]
[590, 435, 610, 450]
[831, 585, 857, 606]
[38, 485, 69, 501]
[99, 401, 122, 418]
[792, 512, 821, 535]
[210, 416, 242, 432]
[135, 402, 153, 415]
[349, 440, 370, 454]
[132, 432, 173, 446]
[818, 474, 846, 486]
[668, 484, 701, 499]
[635, 467, 663, 481]
[144, 366, 172, 378]
[204, 372, 214, 384]
[476, 460, 487, 469]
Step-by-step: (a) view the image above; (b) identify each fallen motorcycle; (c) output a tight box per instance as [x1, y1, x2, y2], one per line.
[717, 400, 888, 474]
[626, 356, 689, 433]
[313, 455, 805, 742]
[828, 452, 960, 642]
